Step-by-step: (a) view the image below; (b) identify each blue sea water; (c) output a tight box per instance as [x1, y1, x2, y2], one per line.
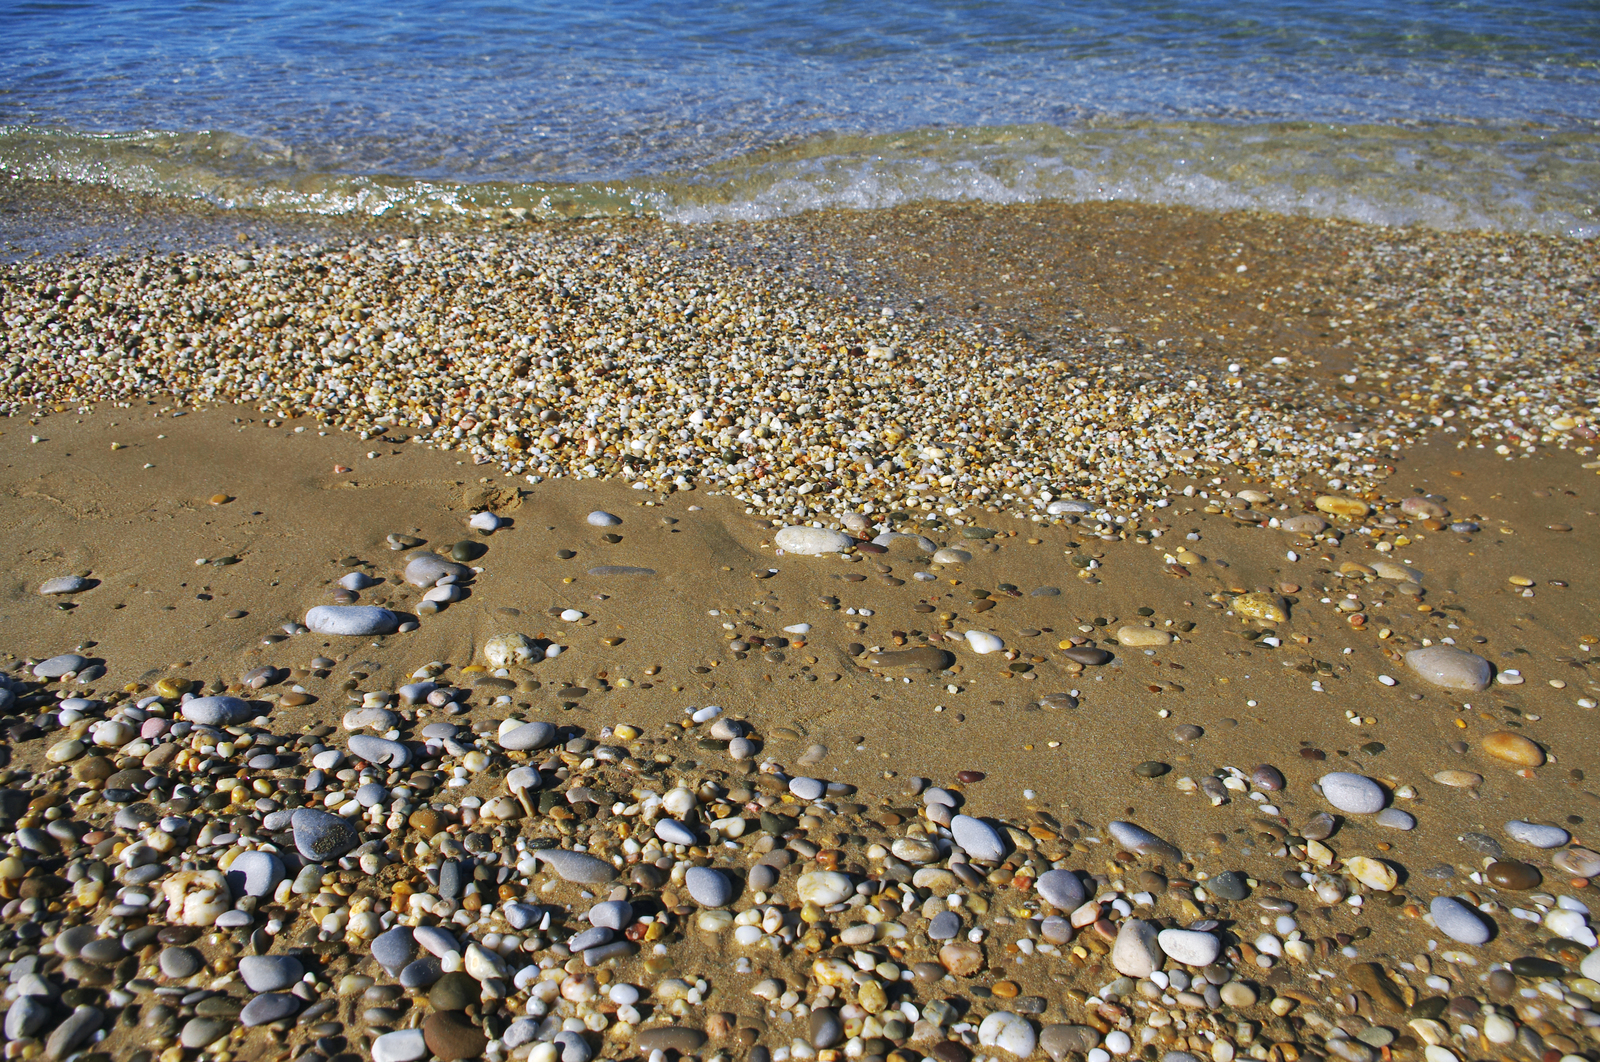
[1, 0, 1597, 234]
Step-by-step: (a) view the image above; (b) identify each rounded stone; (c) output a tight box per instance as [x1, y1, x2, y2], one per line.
[239, 954, 304, 993]
[372, 1028, 429, 1062]
[586, 511, 622, 527]
[964, 630, 1004, 655]
[1505, 821, 1569, 849]
[1481, 731, 1544, 768]
[796, 870, 853, 906]
[1430, 896, 1493, 945]
[225, 850, 284, 898]
[240, 993, 301, 1026]
[305, 605, 401, 636]
[929, 910, 962, 940]
[978, 1012, 1037, 1058]
[1112, 919, 1162, 977]
[1035, 869, 1086, 910]
[484, 633, 540, 667]
[1485, 861, 1541, 890]
[684, 867, 733, 907]
[159, 946, 204, 979]
[1041, 1025, 1100, 1062]
[775, 526, 852, 555]
[535, 848, 617, 884]
[372, 926, 416, 975]
[423, 1010, 488, 1061]
[349, 734, 411, 768]
[1157, 929, 1221, 967]
[1319, 772, 1386, 814]
[1405, 646, 1492, 691]
[1116, 626, 1172, 647]
[788, 776, 824, 801]
[498, 721, 557, 751]
[32, 653, 86, 678]
[180, 695, 255, 727]
[39, 576, 90, 596]
[403, 552, 473, 587]
[1375, 808, 1416, 831]
[1555, 848, 1600, 878]
[291, 808, 359, 863]
[637, 1029, 709, 1055]
[1206, 871, 1249, 901]
[181, 1018, 231, 1049]
[951, 814, 1006, 862]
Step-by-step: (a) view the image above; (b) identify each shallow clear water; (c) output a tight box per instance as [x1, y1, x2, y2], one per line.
[2, 0, 1597, 234]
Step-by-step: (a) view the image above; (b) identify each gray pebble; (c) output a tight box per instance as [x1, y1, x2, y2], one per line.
[1108, 821, 1182, 861]
[181, 1017, 232, 1049]
[588, 900, 632, 930]
[1318, 772, 1386, 814]
[1430, 896, 1493, 944]
[291, 808, 359, 863]
[1505, 820, 1569, 848]
[399, 957, 443, 988]
[181, 695, 256, 727]
[305, 604, 400, 636]
[349, 734, 411, 768]
[952, 814, 1006, 863]
[535, 848, 618, 884]
[39, 576, 90, 596]
[240, 993, 302, 1027]
[32, 653, 86, 678]
[1035, 869, 1086, 910]
[788, 777, 824, 801]
[159, 946, 204, 979]
[1375, 808, 1416, 831]
[1405, 645, 1492, 692]
[586, 511, 622, 526]
[3, 996, 48, 1041]
[46, 1006, 102, 1058]
[685, 866, 733, 907]
[748, 864, 778, 891]
[402, 552, 472, 587]
[655, 819, 697, 846]
[239, 954, 303, 993]
[928, 910, 961, 940]
[499, 721, 556, 751]
[568, 926, 613, 952]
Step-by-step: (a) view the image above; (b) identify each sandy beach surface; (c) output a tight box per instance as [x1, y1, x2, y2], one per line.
[1, 186, 1598, 1062]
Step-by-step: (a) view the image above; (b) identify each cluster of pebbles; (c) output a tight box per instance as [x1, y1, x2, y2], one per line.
[2, 576, 1600, 1062]
[2, 220, 1593, 528]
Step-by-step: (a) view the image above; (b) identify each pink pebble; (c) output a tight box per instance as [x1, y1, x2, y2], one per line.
[141, 718, 170, 740]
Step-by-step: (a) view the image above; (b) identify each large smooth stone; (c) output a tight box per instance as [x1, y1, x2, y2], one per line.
[349, 734, 411, 768]
[1315, 495, 1370, 518]
[1430, 896, 1492, 944]
[964, 631, 1004, 654]
[39, 576, 90, 595]
[1405, 646, 1492, 691]
[775, 526, 853, 555]
[684, 867, 733, 907]
[978, 1012, 1037, 1058]
[865, 647, 953, 671]
[484, 633, 540, 667]
[535, 849, 617, 884]
[1505, 821, 1569, 849]
[586, 511, 622, 527]
[225, 850, 284, 898]
[498, 721, 556, 751]
[1041, 1025, 1102, 1061]
[423, 1011, 488, 1061]
[1035, 869, 1086, 911]
[403, 553, 472, 587]
[1481, 731, 1544, 768]
[1112, 919, 1162, 977]
[1280, 514, 1328, 533]
[181, 696, 256, 726]
[1158, 929, 1221, 966]
[306, 605, 400, 636]
[33, 653, 86, 678]
[291, 808, 359, 863]
[1117, 626, 1173, 647]
[1319, 772, 1386, 814]
[1107, 821, 1181, 861]
[372, 1028, 430, 1062]
[951, 815, 1007, 862]
[238, 954, 303, 992]
[933, 548, 973, 564]
[1047, 499, 1094, 515]
[796, 871, 853, 906]
[372, 926, 416, 975]
[240, 993, 301, 1026]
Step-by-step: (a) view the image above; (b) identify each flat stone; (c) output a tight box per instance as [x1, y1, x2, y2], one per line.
[789, 777, 825, 801]
[39, 576, 90, 595]
[796, 870, 853, 905]
[1505, 821, 1569, 849]
[1035, 692, 1080, 710]
[588, 900, 632, 930]
[1112, 919, 1162, 977]
[225, 850, 284, 898]
[1107, 821, 1182, 861]
[403, 553, 472, 587]
[775, 526, 852, 555]
[866, 647, 953, 670]
[1280, 514, 1328, 533]
[429, 971, 476, 1011]
[1346, 962, 1405, 1012]
[32, 653, 86, 678]
[1400, 497, 1449, 519]
[1315, 495, 1370, 518]
[1206, 870, 1249, 901]
[964, 630, 1004, 654]
[535, 848, 617, 884]
[240, 992, 301, 1026]
[349, 734, 411, 768]
[1375, 809, 1416, 831]
[1047, 499, 1094, 515]
[305, 605, 401, 636]
[586, 565, 655, 575]
[1116, 626, 1172, 647]
[372, 1028, 429, 1062]
[46, 1005, 101, 1058]
[291, 808, 359, 863]
[1059, 646, 1111, 665]
[1555, 848, 1600, 877]
[1406, 646, 1492, 692]
[929, 911, 961, 940]
[1430, 896, 1493, 945]
[1035, 869, 1086, 910]
[586, 511, 622, 527]
[181, 696, 256, 727]
[181, 1017, 232, 1049]
[1319, 772, 1386, 814]
[1485, 861, 1541, 890]
[655, 819, 697, 846]
[399, 957, 443, 988]
[809, 1007, 844, 1048]
[934, 548, 972, 564]
[498, 721, 556, 751]
[1233, 592, 1288, 622]
[952, 815, 1006, 862]
[685, 867, 733, 907]
[239, 954, 303, 992]
[423, 1010, 488, 1061]
[3, 996, 48, 1041]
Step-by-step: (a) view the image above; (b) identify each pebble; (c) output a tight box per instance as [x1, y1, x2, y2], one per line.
[424, 1011, 489, 1061]
[636, 1029, 709, 1054]
[158, 946, 204, 978]
[403, 552, 472, 587]
[1315, 495, 1371, 518]
[181, 695, 256, 726]
[1251, 764, 1285, 791]
[586, 510, 622, 526]
[1112, 918, 1163, 977]
[775, 525, 852, 555]
[1041, 1025, 1101, 1061]
[929, 910, 962, 940]
[588, 900, 633, 930]
[1116, 626, 1172, 647]
[1405, 645, 1492, 691]
[38, 575, 90, 595]
[1280, 514, 1328, 533]
[240, 993, 301, 1026]
[964, 631, 1005, 654]
[1157, 929, 1221, 967]
[349, 733, 411, 768]
[483, 632, 540, 666]
[291, 808, 359, 863]
[535, 848, 618, 884]
[1107, 821, 1181, 861]
[1430, 896, 1493, 944]
[978, 1011, 1038, 1058]
[1481, 730, 1545, 767]
[1375, 808, 1416, 831]
[952, 814, 1007, 862]
[372, 1029, 430, 1062]
[32, 653, 86, 678]
[1035, 869, 1087, 910]
[789, 776, 825, 801]
[1485, 861, 1541, 890]
[796, 870, 853, 905]
[1058, 646, 1111, 665]
[1319, 772, 1387, 814]
[1505, 820, 1569, 848]
[499, 720, 557, 750]
[655, 819, 697, 845]
[305, 604, 400, 635]
[1555, 849, 1600, 878]
[684, 867, 733, 907]
[225, 850, 284, 898]
[866, 646, 953, 670]
[372, 926, 416, 975]
[934, 547, 973, 564]
[239, 954, 304, 992]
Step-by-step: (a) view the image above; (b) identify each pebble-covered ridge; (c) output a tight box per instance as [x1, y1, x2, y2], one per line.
[1, 219, 1593, 525]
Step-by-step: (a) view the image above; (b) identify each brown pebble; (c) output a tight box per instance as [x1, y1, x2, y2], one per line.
[208, 493, 232, 505]
[956, 770, 985, 784]
[1484, 861, 1541, 890]
[991, 981, 1020, 999]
